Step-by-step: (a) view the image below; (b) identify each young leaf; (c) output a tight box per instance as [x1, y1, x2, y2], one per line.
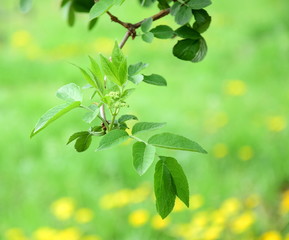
[82, 104, 99, 123]
[142, 32, 154, 43]
[31, 101, 81, 137]
[128, 74, 144, 85]
[97, 129, 129, 150]
[132, 122, 166, 135]
[88, 18, 98, 31]
[100, 54, 120, 86]
[175, 25, 201, 39]
[174, 5, 192, 25]
[159, 156, 190, 207]
[88, 56, 104, 93]
[112, 41, 125, 67]
[141, 17, 153, 32]
[128, 62, 148, 76]
[56, 83, 82, 102]
[89, 0, 114, 20]
[117, 58, 128, 86]
[67, 131, 88, 144]
[74, 65, 98, 89]
[192, 9, 211, 33]
[75, 133, 92, 152]
[148, 132, 207, 153]
[132, 142, 156, 175]
[154, 159, 176, 219]
[118, 114, 138, 123]
[170, 1, 181, 16]
[121, 88, 135, 99]
[150, 25, 175, 39]
[187, 0, 212, 10]
[173, 39, 201, 61]
[143, 74, 167, 86]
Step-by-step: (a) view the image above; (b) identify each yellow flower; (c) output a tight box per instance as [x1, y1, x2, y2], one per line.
[280, 190, 289, 214]
[220, 198, 241, 217]
[224, 80, 246, 96]
[260, 231, 282, 240]
[173, 198, 186, 212]
[4, 228, 27, 240]
[245, 194, 260, 208]
[128, 209, 149, 227]
[266, 116, 287, 132]
[54, 228, 81, 240]
[285, 233, 289, 240]
[190, 194, 204, 210]
[151, 215, 170, 229]
[211, 210, 226, 225]
[231, 211, 255, 234]
[75, 208, 94, 223]
[203, 226, 223, 240]
[238, 145, 254, 161]
[51, 197, 75, 220]
[213, 143, 228, 159]
[33, 227, 57, 240]
[11, 30, 32, 48]
[191, 211, 208, 227]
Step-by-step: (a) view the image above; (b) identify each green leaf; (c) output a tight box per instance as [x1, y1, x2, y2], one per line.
[61, 0, 70, 7]
[143, 74, 167, 86]
[150, 25, 175, 39]
[191, 37, 207, 62]
[175, 25, 201, 39]
[141, 17, 153, 32]
[88, 18, 98, 30]
[20, 0, 32, 13]
[89, 0, 114, 20]
[114, 0, 126, 5]
[82, 104, 99, 123]
[68, 3, 75, 26]
[154, 159, 176, 219]
[97, 129, 129, 150]
[148, 132, 207, 153]
[187, 0, 212, 9]
[56, 83, 82, 102]
[173, 38, 201, 61]
[75, 132, 92, 152]
[31, 101, 81, 137]
[157, 0, 170, 9]
[132, 122, 166, 135]
[142, 32, 154, 43]
[160, 156, 189, 207]
[67, 131, 88, 144]
[118, 114, 138, 123]
[174, 5, 192, 25]
[88, 56, 104, 93]
[74, 65, 98, 89]
[121, 88, 135, 99]
[117, 58, 128, 86]
[133, 142, 156, 175]
[128, 62, 148, 76]
[170, 2, 181, 16]
[192, 9, 211, 33]
[100, 55, 120, 86]
[128, 74, 144, 84]
[112, 41, 125, 66]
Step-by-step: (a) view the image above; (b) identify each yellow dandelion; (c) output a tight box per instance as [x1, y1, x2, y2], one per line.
[128, 209, 149, 227]
[51, 197, 75, 220]
[54, 228, 81, 240]
[151, 215, 170, 230]
[220, 198, 241, 217]
[260, 231, 282, 240]
[231, 211, 255, 234]
[190, 194, 204, 210]
[4, 228, 27, 240]
[203, 226, 223, 240]
[75, 208, 94, 223]
[280, 190, 289, 214]
[245, 194, 260, 208]
[211, 210, 226, 225]
[266, 116, 287, 132]
[173, 198, 186, 212]
[191, 211, 208, 227]
[238, 145, 254, 161]
[33, 227, 57, 240]
[11, 30, 32, 48]
[213, 143, 228, 159]
[81, 235, 102, 240]
[224, 80, 247, 96]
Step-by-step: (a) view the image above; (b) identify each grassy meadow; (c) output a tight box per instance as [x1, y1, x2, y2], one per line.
[1, 0, 289, 239]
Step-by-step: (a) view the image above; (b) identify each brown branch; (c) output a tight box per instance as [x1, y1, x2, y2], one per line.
[133, 9, 170, 28]
[119, 31, 131, 49]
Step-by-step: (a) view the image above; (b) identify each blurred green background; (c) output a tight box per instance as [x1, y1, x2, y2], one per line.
[1, 0, 289, 239]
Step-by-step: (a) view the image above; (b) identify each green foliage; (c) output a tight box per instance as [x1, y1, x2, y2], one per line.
[29, 0, 212, 218]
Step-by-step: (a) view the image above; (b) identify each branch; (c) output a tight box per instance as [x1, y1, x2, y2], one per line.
[133, 9, 170, 28]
